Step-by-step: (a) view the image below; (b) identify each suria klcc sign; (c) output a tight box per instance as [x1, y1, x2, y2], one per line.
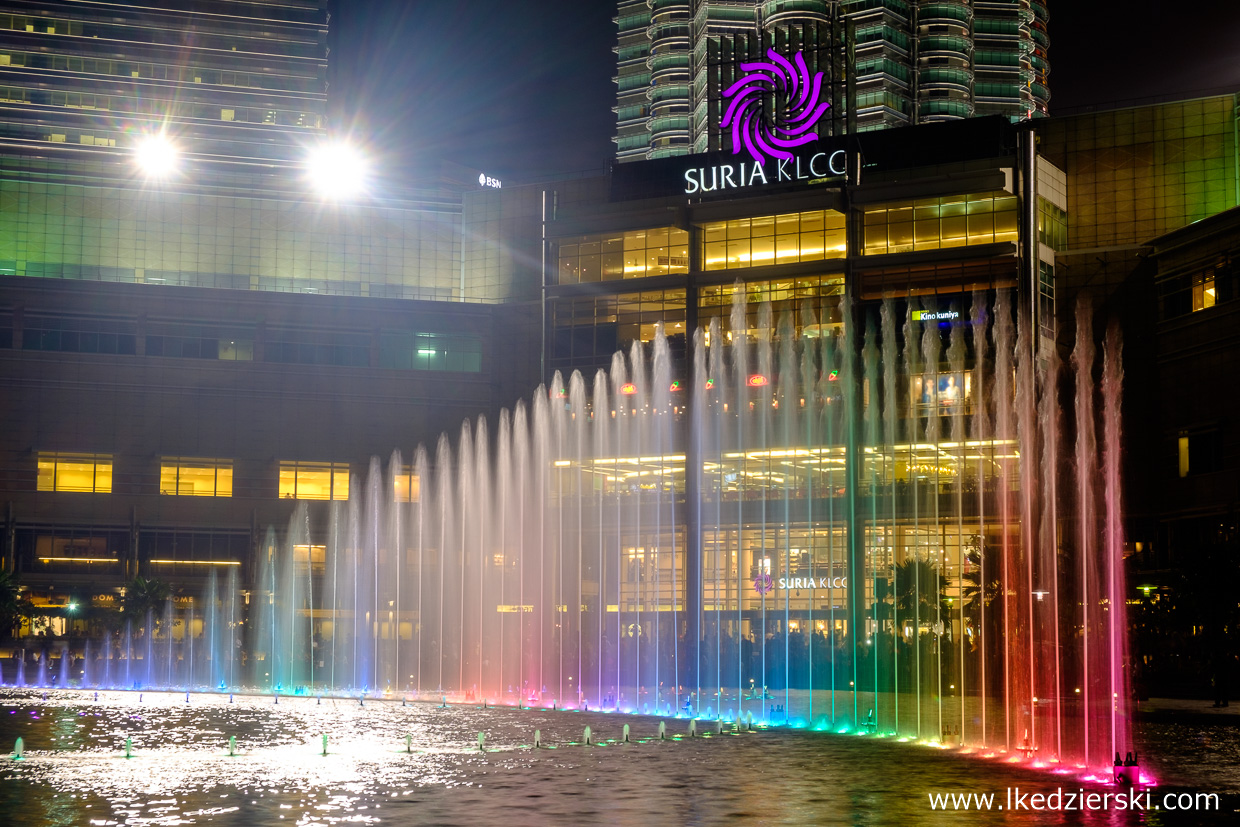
[684, 49, 844, 195]
[754, 573, 849, 594]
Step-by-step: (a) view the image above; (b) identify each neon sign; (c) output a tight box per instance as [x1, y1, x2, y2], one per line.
[722, 49, 831, 166]
[683, 150, 844, 195]
[779, 576, 848, 590]
[912, 310, 960, 322]
[754, 575, 848, 593]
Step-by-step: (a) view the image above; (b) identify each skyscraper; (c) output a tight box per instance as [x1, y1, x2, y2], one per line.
[613, 0, 1050, 163]
[0, 0, 329, 169]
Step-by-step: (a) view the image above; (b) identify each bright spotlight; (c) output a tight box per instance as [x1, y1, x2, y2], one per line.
[134, 133, 179, 178]
[307, 143, 367, 200]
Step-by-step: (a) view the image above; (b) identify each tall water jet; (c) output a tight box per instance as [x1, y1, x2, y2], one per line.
[43, 286, 1133, 772]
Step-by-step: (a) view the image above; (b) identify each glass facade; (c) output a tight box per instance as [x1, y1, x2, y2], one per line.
[556, 227, 690, 283]
[0, 175, 464, 300]
[862, 192, 1019, 255]
[1039, 97, 1240, 249]
[0, 1, 327, 163]
[701, 209, 846, 270]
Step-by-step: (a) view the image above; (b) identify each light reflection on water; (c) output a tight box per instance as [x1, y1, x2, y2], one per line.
[0, 689, 1236, 826]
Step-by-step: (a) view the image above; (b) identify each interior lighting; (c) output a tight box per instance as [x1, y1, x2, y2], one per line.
[307, 142, 368, 199]
[134, 132, 179, 178]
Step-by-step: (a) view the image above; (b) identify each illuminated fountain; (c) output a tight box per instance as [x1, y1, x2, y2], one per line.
[27, 288, 1131, 774]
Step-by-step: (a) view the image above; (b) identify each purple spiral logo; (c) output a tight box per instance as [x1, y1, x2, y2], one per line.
[721, 49, 831, 166]
[753, 573, 774, 595]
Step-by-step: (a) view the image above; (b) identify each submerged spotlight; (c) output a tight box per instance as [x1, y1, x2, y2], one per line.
[307, 142, 368, 200]
[133, 132, 179, 178]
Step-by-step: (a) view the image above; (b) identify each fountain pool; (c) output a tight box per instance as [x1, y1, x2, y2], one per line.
[1, 688, 1236, 826]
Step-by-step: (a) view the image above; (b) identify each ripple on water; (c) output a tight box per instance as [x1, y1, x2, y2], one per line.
[0, 688, 1237, 825]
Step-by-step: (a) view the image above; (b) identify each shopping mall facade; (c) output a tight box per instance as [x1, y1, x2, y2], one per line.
[1, 95, 1236, 671]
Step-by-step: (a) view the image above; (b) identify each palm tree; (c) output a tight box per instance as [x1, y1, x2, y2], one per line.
[0, 569, 25, 638]
[894, 558, 949, 624]
[121, 576, 171, 622]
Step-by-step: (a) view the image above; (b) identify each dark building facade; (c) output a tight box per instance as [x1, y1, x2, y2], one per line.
[0, 0, 329, 164]
[1117, 207, 1240, 699]
[0, 273, 538, 613]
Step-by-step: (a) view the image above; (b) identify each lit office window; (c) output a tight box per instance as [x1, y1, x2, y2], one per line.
[160, 458, 233, 497]
[557, 226, 690, 283]
[292, 544, 326, 574]
[863, 192, 1018, 255]
[393, 468, 420, 502]
[700, 210, 846, 271]
[36, 453, 112, 493]
[1192, 272, 1216, 312]
[279, 461, 349, 501]
[379, 332, 482, 372]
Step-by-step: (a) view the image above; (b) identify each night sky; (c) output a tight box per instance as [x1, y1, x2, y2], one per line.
[330, 0, 1240, 183]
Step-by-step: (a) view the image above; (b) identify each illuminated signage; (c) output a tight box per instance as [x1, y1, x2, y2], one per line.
[912, 310, 960, 322]
[722, 49, 831, 167]
[754, 575, 849, 594]
[684, 150, 845, 194]
[478, 172, 502, 189]
[681, 47, 842, 196]
[779, 577, 848, 590]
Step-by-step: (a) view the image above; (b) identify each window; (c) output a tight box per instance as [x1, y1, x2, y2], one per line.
[863, 192, 1019, 255]
[1038, 261, 1056, 340]
[557, 226, 690, 283]
[37, 453, 112, 493]
[379, 332, 482, 372]
[701, 210, 846, 271]
[147, 327, 253, 361]
[23, 316, 136, 355]
[1038, 198, 1067, 251]
[1158, 259, 1235, 320]
[1193, 271, 1216, 312]
[279, 461, 349, 501]
[911, 372, 973, 415]
[34, 535, 117, 570]
[550, 289, 686, 364]
[266, 329, 370, 367]
[292, 544, 326, 574]
[1178, 430, 1221, 477]
[160, 458, 233, 497]
[393, 468, 420, 502]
